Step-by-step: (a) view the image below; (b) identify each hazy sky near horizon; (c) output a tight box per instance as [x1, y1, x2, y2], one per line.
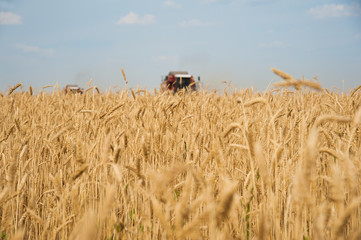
[0, 0, 360, 92]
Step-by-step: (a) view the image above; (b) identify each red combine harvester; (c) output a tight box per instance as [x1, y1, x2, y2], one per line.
[64, 85, 84, 94]
[161, 71, 198, 93]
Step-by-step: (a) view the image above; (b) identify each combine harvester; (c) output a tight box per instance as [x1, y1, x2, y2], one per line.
[64, 84, 84, 94]
[161, 71, 200, 93]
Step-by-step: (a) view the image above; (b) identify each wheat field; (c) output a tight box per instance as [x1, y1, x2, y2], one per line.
[1, 79, 361, 239]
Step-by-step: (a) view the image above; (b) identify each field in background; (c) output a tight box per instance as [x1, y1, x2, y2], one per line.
[0, 85, 361, 239]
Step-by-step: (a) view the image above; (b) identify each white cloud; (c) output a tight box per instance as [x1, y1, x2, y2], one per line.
[163, 0, 180, 8]
[152, 55, 179, 62]
[179, 19, 217, 28]
[0, 11, 21, 25]
[258, 41, 287, 48]
[117, 12, 155, 25]
[15, 44, 55, 56]
[308, 3, 361, 19]
[201, 0, 234, 4]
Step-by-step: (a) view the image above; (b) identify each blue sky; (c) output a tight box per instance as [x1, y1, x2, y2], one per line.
[0, 0, 360, 92]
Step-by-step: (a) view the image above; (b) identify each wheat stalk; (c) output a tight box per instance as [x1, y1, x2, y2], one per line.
[8, 83, 22, 95]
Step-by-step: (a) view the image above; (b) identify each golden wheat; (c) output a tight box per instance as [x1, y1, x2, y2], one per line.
[0, 85, 360, 239]
[8, 83, 22, 95]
